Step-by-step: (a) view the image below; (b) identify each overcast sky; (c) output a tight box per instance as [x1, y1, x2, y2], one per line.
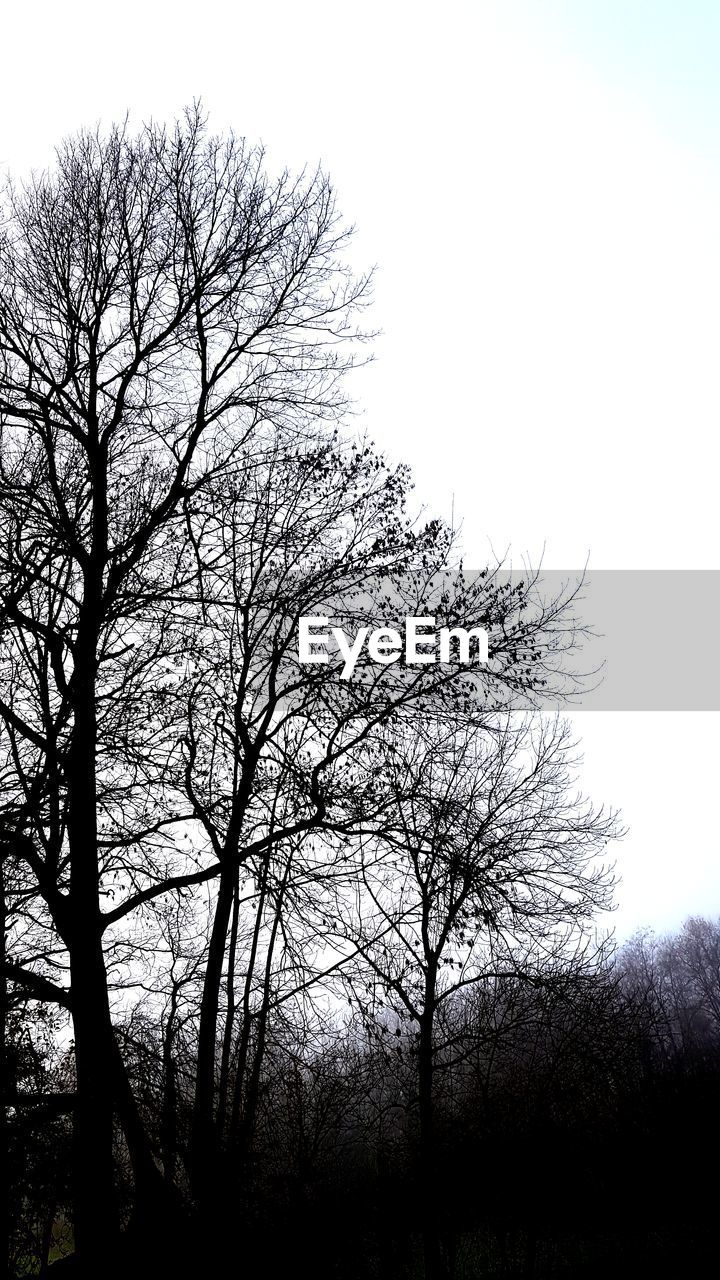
[2, 0, 718, 939]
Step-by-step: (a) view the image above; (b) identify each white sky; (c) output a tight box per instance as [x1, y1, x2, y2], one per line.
[2, 0, 718, 939]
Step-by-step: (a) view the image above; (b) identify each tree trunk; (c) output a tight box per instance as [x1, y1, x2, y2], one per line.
[65, 602, 119, 1271]
[418, 963, 451, 1280]
[67, 927, 118, 1269]
[215, 868, 240, 1141]
[191, 859, 236, 1199]
[229, 846, 290, 1167]
[160, 987, 180, 1187]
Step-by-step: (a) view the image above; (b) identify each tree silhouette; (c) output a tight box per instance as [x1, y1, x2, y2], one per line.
[0, 104, 370, 1273]
[0, 106, 627, 1279]
[332, 715, 617, 1279]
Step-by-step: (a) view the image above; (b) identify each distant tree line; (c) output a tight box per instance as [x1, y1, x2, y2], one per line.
[4, 916, 720, 1277]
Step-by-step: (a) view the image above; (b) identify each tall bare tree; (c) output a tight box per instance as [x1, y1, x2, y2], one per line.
[0, 104, 369, 1272]
[0, 105, 603, 1276]
[332, 715, 618, 1280]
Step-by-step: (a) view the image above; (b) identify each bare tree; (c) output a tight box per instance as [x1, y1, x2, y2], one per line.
[620, 917, 720, 1062]
[0, 105, 604, 1276]
[156, 429, 556, 1208]
[332, 715, 618, 1280]
[0, 104, 369, 1272]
